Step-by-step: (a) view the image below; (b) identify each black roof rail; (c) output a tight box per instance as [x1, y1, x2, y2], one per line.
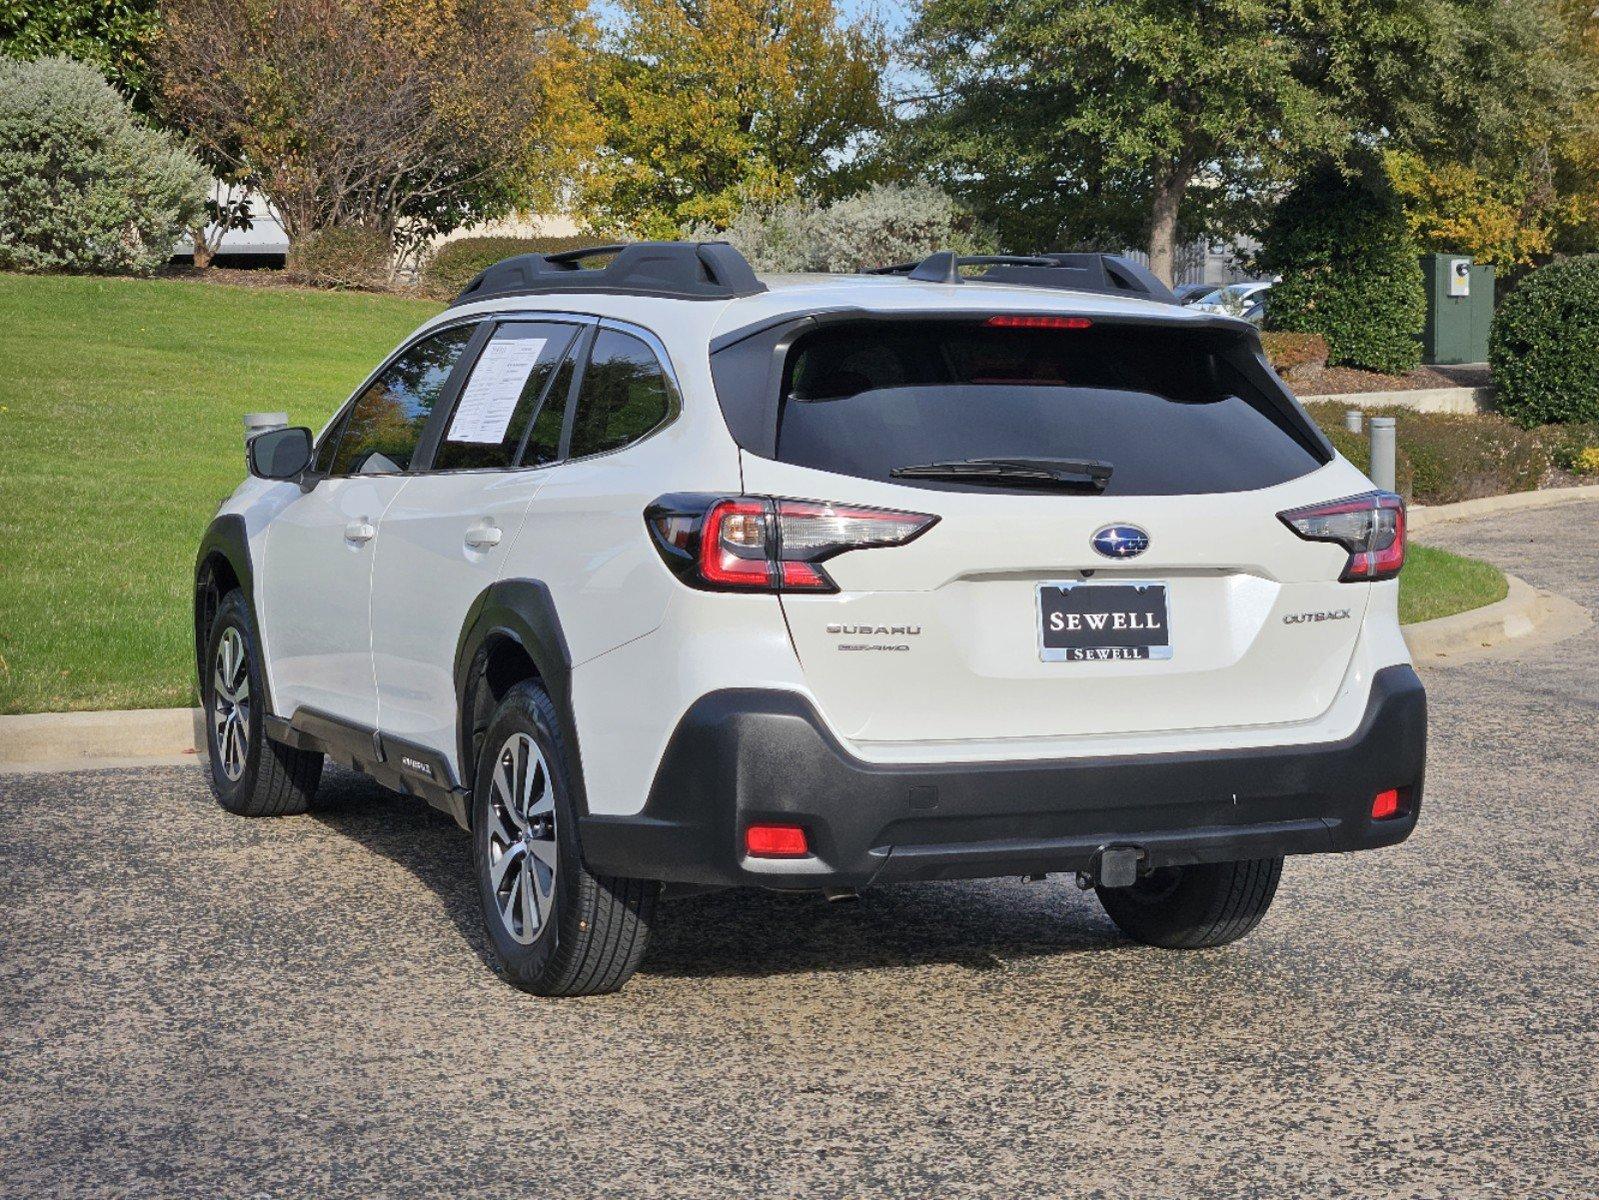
[863, 251, 1179, 305]
[450, 241, 767, 306]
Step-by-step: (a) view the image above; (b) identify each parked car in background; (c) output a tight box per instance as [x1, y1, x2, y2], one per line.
[1192, 281, 1272, 319]
[1173, 282, 1221, 305]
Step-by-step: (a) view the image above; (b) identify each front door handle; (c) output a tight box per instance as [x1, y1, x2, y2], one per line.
[344, 520, 376, 544]
[464, 522, 502, 549]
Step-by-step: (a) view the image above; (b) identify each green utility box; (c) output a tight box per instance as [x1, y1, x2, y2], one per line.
[1420, 253, 1495, 365]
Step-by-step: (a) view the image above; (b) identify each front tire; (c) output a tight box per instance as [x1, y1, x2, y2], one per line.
[473, 681, 657, 996]
[1096, 857, 1283, 949]
[202, 589, 323, 816]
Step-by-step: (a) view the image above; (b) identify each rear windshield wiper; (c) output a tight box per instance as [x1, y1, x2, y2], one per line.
[890, 457, 1114, 491]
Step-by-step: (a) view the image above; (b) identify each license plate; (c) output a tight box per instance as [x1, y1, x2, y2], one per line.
[1037, 581, 1171, 662]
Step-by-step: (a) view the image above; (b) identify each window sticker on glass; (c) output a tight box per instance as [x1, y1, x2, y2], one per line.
[447, 336, 547, 444]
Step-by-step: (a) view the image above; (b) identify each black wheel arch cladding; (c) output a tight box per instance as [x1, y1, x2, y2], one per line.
[194, 513, 269, 711]
[454, 578, 586, 817]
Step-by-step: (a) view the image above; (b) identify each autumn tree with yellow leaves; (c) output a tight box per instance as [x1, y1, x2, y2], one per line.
[581, 0, 887, 237]
[1385, 0, 1599, 268]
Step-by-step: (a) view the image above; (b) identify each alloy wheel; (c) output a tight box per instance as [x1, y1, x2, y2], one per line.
[486, 732, 558, 945]
[212, 626, 251, 782]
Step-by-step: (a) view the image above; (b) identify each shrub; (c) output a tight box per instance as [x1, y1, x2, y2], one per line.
[420, 235, 595, 300]
[1534, 421, 1599, 474]
[285, 226, 394, 290]
[0, 55, 208, 274]
[687, 183, 996, 273]
[1303, 402, 1554, 504]
[1259, 331, 1328, 379]
[1260, 159, 1425, 375]
[1489, 256, 1599, 427]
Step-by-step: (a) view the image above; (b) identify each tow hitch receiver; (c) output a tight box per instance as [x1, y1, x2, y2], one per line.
[1077, 844, 1146, 890]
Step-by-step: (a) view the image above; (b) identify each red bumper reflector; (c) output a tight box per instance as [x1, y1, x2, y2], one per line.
[745, 824, 809, 857]
[1371, 789, 1401, 820]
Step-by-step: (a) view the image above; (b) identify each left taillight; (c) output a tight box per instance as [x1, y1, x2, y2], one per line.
[1278, 490, 1406, 582]
[645, 494, 938, 593]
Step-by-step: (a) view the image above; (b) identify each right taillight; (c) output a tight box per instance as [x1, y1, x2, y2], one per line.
[1278, 490, 1405, 582]
[645, 494, 938, 593]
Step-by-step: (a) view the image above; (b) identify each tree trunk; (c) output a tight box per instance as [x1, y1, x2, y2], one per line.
[1145, 162, 1193, 287]
[191, 225, 216, 270]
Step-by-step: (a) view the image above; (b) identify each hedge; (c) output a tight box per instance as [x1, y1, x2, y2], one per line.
[285, 226, 394, 290]
[1489, 255, 1599, 427]
[421, 235, 596, 300]
[1302, 403, 1599, 503]
[1259, 331, 1328, 379]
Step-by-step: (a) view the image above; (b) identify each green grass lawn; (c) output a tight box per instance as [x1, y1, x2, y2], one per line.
[1397, 542, 1508, 625]
[0, 273, 440, 714]
[0, 273, 1508, 713]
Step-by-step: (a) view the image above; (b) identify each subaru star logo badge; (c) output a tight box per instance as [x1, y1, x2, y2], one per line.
[1091, 524, 1150, 559]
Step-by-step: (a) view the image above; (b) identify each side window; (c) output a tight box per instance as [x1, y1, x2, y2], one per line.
[325, 324, 476, 476]
[312, 408, 351, 475]
[567, 329, 674, 459]
[521, 352, 577, 467]
[433, 322, 578, 471]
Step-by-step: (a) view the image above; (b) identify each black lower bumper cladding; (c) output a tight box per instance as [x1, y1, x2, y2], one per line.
[579, 666, 1426, 890]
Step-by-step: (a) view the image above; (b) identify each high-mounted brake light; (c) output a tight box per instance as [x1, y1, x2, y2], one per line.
[1278, 491, 1406, 582]
[986, 314, 1093, 330]
[645, 495, 938, 593]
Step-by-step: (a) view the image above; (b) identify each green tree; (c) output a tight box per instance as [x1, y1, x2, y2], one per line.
[0, 0, 157, 96]
[904, 0, 1574, 282]
[581, 0, 887, 237]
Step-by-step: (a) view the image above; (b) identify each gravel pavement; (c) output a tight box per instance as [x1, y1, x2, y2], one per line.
[2, 505, 1595, 1199]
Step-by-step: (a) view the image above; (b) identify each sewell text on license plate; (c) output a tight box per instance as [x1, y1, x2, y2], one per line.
[1037, 581, 1171, 662]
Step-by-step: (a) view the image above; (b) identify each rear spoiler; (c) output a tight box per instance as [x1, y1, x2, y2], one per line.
[863, 253, 1179, 305]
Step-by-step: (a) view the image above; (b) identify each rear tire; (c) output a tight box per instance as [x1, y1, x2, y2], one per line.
[202, 589, 323, 816]
[1096, 857, 1283, 949]
[473, 680, 657, 996]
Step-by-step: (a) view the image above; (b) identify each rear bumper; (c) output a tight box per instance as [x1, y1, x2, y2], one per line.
[579, 665, 1427, 890]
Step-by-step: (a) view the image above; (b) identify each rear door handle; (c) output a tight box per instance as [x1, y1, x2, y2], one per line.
[344, 520, 376, 544]
[464, 522, 502, 549]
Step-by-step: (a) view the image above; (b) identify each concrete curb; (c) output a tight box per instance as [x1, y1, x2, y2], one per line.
[1301, 386, 1493, 415]
[1409, 484, 1599, 532]
[1402, 573, 1592, 666]
[0, 708, 202, 774]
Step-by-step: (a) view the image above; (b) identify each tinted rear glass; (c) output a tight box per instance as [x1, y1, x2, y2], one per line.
[771, 321, 1325, 496]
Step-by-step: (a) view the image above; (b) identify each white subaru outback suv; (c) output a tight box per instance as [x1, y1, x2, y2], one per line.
[195, 243, 1426, 996]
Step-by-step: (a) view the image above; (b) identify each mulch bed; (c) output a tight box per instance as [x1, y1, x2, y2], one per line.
[1291, 362, 1493, 396]
[158, 266, 423, 298]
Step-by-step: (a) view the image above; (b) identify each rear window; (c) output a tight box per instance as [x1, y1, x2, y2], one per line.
[753, 321, 1326, 497]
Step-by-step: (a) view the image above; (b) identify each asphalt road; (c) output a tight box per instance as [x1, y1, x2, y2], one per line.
[3, 504, 1596, 1199]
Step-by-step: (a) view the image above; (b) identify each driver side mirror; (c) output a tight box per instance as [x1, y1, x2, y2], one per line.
[247, 426, 313, 480]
